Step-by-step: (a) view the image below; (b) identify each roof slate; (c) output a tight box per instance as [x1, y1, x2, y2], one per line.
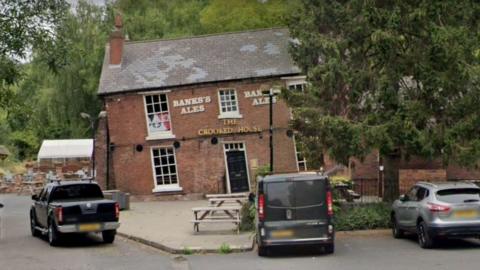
[98, 28, 300, 95]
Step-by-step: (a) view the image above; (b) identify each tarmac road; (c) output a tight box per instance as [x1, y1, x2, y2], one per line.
[0, 194, 176, 270]
[2, 194, 480, 270]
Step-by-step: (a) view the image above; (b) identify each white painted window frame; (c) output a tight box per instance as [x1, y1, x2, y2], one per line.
[217, 88, 242, 119]
[150, 146, 182, 193]
[143, 93, 176, 140]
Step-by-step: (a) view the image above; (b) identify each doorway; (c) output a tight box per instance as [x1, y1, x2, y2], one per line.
[223, 142, 250, 193]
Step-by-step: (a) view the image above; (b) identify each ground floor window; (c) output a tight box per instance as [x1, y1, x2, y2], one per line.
[151, 147, 181, 192]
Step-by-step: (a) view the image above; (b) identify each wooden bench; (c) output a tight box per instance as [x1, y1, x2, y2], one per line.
[205, 192, 249, 199]
[208, 197, 248, 207]
[191, 206, 241, 234]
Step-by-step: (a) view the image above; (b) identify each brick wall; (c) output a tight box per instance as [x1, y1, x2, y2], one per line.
[398, 169, 447, 194]
[97, 77, 298, 196]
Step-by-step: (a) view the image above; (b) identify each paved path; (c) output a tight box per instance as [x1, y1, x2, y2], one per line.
[119, 200, 252, 253]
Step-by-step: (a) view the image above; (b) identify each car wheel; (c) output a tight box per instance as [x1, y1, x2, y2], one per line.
[391, 215, 404, 239]
[48, 219, 61, 246]
[102, 230, 116, 244]
[324, 243, 334, 254]
[417, 221, 435, 249]
[30, 211, 40, 237]
[257, 245, 269, 257]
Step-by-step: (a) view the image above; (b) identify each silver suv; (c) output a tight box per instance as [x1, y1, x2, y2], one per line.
[391, 181, 480, 248]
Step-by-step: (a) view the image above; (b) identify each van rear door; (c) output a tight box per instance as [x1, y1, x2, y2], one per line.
[264, 178, 330, 241]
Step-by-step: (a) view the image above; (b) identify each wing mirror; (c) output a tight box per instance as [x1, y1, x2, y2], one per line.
[399, 194, 408, 202]
[31, 194, 39, 201]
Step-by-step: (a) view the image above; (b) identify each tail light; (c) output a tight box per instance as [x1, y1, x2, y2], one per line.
[327, 191, 333, 216]
[427, 203, 450, 212]
[258, 194, 265, 221]
[55, 207, 63, 224]
[115, 202, 120, 219]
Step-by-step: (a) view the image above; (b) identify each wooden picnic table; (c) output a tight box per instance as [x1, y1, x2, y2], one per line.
[205, 192, 249, 199]
[191, 206, 241, 234]
[209, 197, 247, 207]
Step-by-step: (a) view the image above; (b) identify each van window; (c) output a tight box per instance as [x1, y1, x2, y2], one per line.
[266, 182, 295, 208]
[265, 179, 327, 221]
[436, 188, 480, 203]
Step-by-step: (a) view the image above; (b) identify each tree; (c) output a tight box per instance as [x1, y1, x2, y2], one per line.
[286, 0, 480, 200]
[200, 0, 296, 33]
[0, 0, 68, 109]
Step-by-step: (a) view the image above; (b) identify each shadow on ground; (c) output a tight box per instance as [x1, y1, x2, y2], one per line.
[401, 233, 480, 250]
[36, 233, 111, 248]
[259, 245, 333, 258]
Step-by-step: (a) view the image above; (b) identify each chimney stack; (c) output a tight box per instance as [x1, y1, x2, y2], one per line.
[109, 14, 124, 66]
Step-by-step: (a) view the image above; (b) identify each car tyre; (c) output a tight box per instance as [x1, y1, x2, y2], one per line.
[257, 245, 269, 257]
[48, 218, 61, 246]
[102, 230, 116, 244]
[30, 211, 40, 237]
[391, 215, 404, 239]
[417, 221, 435, 249]
[324, 243, 334, 254]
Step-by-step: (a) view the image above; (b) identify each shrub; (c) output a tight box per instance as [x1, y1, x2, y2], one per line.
[239, 201, 256, 232]
[219, 243, 232, 254]
[334, 203, 391, 231]
[182, 247, 193, 255]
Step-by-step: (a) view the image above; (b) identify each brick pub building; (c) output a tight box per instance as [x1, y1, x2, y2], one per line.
[95, 18, 305, 197]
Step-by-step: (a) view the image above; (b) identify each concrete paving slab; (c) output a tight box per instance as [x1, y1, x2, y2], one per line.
[117, 200, 254, 254]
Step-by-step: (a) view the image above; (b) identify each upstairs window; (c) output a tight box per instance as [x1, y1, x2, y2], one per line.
[288, 82, 306, 92]
[218, 89, 242, 118]
[144, 94, 173, 138]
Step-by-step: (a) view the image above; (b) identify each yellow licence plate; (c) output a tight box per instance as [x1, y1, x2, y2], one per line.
[271, 230, 294, 238]
[78, 224, 101, 232]
[454, 210, 478, 219]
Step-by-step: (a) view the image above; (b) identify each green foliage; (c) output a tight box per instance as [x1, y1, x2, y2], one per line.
[286, 1, 480, 168]
[218, 243, 232, 254]
[334, 203, 391, 231]
[330, 175, 352, 187]
[200, 0, 294, 33]
[182, 246, 193, 255]
[239, 201, 256, 232]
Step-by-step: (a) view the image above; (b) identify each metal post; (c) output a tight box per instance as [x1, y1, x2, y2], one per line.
[269, 90, 273, 173]
[91, 121, 96, 178]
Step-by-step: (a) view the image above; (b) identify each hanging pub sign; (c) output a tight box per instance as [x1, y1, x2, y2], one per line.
[244, 90, 277, 106]
[172, 96, 211, 114]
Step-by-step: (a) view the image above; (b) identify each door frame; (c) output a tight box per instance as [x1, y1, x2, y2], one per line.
[222, 141, 251, 194]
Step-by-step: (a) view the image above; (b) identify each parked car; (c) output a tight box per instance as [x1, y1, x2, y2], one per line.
[256, 173, 334, 256]
[30, 180, 120, 246]
[391, 181, 480, 248]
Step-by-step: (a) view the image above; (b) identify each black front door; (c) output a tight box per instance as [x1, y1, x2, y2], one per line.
[226, 150, 249, 193]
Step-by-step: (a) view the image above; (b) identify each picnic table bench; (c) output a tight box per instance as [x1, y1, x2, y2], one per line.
[191, 206, 241, 234]
[205, 192, 249, 199]
[208, 197, 248, 207]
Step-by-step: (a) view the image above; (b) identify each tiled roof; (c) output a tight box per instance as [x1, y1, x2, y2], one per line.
[98, 28, 300, 95]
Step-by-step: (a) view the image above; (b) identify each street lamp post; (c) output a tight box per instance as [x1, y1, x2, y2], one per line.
[80, 111, 107, 178]
[262, 88, 280, 173]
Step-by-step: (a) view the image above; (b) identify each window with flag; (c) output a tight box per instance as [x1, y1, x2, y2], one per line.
[151, 147, 180, 189]
[145, 94, 172, 136]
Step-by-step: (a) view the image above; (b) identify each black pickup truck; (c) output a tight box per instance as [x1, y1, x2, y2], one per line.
[30, 180, 120, 246]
